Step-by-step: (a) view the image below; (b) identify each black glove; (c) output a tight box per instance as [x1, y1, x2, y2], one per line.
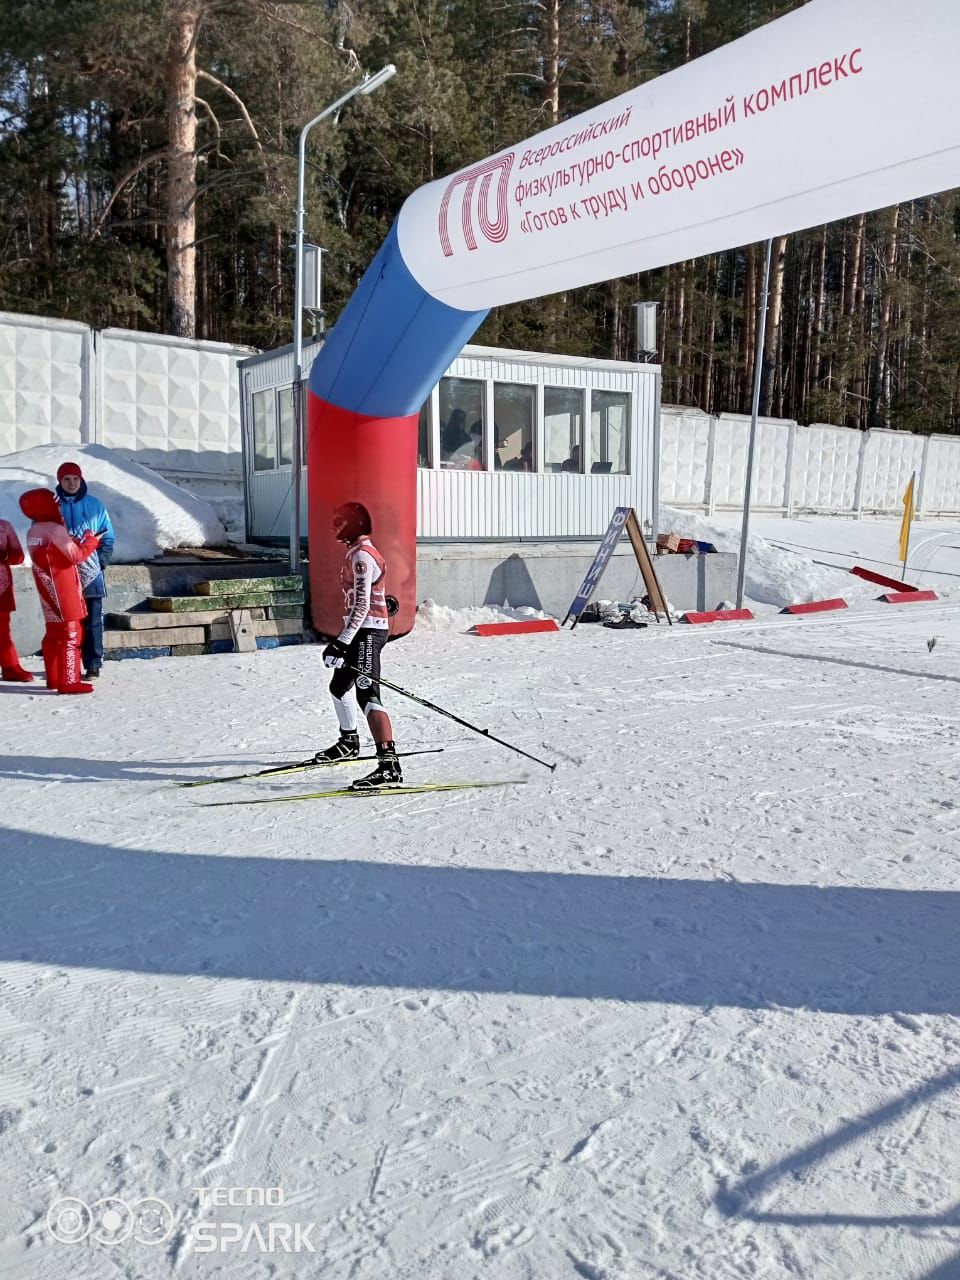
[323, 639, 349, 669]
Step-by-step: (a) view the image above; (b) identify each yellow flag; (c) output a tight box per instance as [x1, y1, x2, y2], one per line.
[899, 475, 915, 563]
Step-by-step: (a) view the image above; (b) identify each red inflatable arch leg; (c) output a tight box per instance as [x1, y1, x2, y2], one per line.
[307, 395, 418, 641]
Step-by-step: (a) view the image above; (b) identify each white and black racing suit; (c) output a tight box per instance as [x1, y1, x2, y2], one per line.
[329, 536, 389, 724]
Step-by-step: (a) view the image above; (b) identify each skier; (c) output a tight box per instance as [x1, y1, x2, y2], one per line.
[315, 501, 403, 789]
[0, 516, 33, 682]
[19, 489, 101, 694]
[55, 460, 115, 679]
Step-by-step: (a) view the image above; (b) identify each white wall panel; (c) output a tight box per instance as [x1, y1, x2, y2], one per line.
[659, 408, 711, 505]
[794, 424, 861, 510]
[0, 312, 89, 455]
[99, 329, 253, 476]
[710, 416, 748, 506]
[715, 414, 793, 508]
[859, 428, 925, 511]
[921, 436, 960, 513]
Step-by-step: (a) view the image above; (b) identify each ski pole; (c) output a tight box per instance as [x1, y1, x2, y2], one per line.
[346, 664, 557, 772]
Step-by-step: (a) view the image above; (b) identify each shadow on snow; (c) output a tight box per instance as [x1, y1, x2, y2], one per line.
[1, 828, 957, 1016]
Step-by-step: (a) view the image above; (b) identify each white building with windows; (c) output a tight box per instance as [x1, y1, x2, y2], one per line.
[238, 342, 682, 614]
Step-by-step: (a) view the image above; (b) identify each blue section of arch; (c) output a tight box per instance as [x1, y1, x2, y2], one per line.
[308, 221, 488, 419]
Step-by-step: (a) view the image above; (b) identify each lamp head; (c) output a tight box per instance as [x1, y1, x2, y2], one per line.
[360, 64, 396, 94]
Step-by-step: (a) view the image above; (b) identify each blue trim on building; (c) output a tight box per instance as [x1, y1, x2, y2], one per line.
[308, 222, 488, 418]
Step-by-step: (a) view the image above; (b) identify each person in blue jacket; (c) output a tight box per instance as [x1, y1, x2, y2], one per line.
[55, 461, 115, 678]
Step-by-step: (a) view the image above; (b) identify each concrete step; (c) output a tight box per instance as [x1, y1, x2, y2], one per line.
[195, 575, 302, 596]
[207, 617, 304, 641]
[147, 590, 304, 612]
[106, 607, 269, 630]
[105, 617, 304, 652]
[106, 602, 304, 629]
[104, 614, 302, 645]
[106, 626, 207, 649]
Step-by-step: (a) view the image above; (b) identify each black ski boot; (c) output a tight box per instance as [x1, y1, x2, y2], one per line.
[313, 730, 360, 764]
[350, 741, 403, 790]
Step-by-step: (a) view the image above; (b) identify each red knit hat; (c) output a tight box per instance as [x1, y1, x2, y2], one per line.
[57, 461, 83, 482]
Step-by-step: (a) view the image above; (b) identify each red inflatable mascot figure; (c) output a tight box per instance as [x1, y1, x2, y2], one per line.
[19, 489, 101, 695]
[0, 517, 32, 682]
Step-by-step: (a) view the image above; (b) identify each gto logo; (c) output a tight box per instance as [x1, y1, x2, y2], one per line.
[438, 153, 514, 257]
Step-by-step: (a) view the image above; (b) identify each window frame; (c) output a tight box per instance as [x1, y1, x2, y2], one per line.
[438, 376, 486, 471]
[252, 386, 278, 472]
[589, 388, 632, 475]
[543, 384, 586, 473]
[492, 379, 537, 472]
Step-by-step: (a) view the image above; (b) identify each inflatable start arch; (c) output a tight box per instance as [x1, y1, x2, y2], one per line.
[307, 0, 960, 639]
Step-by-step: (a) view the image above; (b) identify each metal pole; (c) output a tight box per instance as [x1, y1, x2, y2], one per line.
[290, 65, 397, 573]
[346, 664, 557, 772]
[735, 237, 774, 610]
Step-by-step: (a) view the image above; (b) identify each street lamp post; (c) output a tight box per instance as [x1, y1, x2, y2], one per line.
[290, 64, 397, 573]
[735, 237, 774, 611]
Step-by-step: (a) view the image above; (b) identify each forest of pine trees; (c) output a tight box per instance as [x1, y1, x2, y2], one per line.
[1, 0, 958, 433]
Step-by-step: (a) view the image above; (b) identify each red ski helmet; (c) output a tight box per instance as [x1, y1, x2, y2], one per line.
[332, 502, 372, 544]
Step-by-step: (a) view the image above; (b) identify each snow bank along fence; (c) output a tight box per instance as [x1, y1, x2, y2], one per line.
[660, 408, 960, 518]
[0, 311, 253, 486]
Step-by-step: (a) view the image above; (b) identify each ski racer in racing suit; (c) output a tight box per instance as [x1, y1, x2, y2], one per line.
[316, 501, 402, 789]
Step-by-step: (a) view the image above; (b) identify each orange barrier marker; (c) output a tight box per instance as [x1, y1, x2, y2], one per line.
[472, 619, 561, 637]
[880, 590, 938, 605]
[851, 566, 917, 592]
[781, 598, 848, 615]
[682, 609, 754, 624]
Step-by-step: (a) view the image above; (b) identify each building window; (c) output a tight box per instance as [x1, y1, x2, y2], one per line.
[418, 402, 431, 468]
[252, 388, 276, 471]
[544, 386, 584, 472]
[494, 382, 535, 471]
[591, 390, 630, 474]
[278, 387, 295, 467]
[439, 377, 484, 470]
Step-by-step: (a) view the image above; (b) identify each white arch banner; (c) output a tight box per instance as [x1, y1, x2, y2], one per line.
[398, 0, 960, 312]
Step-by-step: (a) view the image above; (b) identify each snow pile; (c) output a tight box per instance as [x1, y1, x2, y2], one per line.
[659, 503, 877, 607]
[416, 599, 552, 631]
[0, 444, 226, 562]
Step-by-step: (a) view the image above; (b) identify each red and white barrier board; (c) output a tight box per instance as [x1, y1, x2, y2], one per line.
[781, 598, 848, 615]
[880, 590, 938, 605]
[472, 620, 560, 637]
[682, 609, 754, 625]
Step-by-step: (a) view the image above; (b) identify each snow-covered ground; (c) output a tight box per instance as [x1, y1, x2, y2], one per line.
[2, 516, 959, 1278]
